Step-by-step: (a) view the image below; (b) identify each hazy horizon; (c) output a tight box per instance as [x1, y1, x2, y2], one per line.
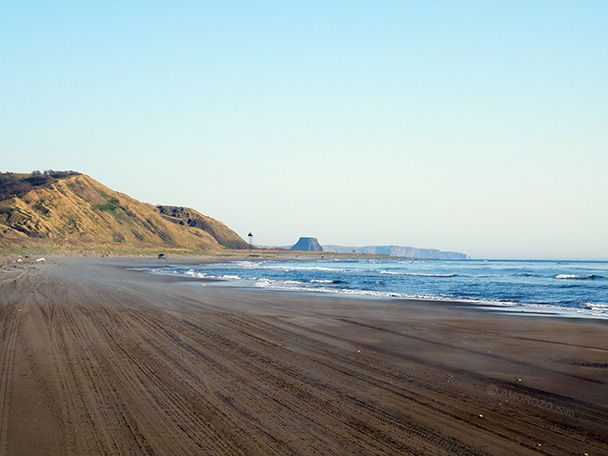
[2, 2, 606, 260]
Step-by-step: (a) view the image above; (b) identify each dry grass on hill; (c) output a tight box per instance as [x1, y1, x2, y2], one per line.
[0, 173, 247, 253]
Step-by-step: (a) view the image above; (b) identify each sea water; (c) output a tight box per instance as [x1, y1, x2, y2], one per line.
[145, 259, 608, 319]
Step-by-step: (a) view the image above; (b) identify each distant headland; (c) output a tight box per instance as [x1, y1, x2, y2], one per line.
[287, 236, 467, 260]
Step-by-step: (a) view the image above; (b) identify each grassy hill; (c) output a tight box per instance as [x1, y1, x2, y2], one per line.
[0, 172, 248, 254]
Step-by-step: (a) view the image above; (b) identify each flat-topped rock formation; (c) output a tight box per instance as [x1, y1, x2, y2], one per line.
[291, 237, 323, 252]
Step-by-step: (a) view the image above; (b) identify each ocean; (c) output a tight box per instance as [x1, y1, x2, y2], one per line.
[143, 258, 608, 319]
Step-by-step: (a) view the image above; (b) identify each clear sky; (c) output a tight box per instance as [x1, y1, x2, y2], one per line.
[2, 1, 607, 260]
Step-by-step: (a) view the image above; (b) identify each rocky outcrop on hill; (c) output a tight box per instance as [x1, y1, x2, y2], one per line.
[157, 205, 248, 249]
[291, 237, 323, 252]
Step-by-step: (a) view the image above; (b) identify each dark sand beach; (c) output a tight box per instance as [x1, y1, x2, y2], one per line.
[1, 256, 607, 455]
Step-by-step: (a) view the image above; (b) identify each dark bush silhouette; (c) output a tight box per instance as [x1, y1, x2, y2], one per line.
[24, 174, 53, 186]
[43, 169, 80, 179]
[0, 170, 80, 201]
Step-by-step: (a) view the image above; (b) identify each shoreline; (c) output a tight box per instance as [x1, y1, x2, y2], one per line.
[1, 256, 607, 455]
[133, 255, 608, 323]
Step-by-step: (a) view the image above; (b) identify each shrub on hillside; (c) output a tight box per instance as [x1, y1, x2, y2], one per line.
[0, 170, 81, 201]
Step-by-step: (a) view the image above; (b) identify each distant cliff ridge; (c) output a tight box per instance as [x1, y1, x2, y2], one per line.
[291, 237, 323, 252]
[323, 245, 468, 260]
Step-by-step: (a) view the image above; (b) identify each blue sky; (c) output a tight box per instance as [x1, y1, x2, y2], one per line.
[2, 1, 607, 259]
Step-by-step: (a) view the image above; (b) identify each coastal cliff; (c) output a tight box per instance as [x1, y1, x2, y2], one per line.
[323, 245, 468, 260]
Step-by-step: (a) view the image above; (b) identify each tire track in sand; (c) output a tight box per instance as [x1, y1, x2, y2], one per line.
[0, 270, 28, 456]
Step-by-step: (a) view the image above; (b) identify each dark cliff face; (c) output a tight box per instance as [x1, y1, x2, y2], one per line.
[290, 237, 323, 252]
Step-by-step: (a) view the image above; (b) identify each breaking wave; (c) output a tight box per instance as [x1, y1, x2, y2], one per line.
[381, 271, 457, 278]
[139, 258, 608, 320]
[554, 274, 600, 280]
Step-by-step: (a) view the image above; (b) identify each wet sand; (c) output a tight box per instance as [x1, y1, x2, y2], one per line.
[1, 256, 607, 455]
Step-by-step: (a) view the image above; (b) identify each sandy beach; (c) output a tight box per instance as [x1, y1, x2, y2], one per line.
[0, 256, 606, 455]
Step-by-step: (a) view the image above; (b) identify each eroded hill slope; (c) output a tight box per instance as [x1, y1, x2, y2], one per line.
[0, 173, 247, 252]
